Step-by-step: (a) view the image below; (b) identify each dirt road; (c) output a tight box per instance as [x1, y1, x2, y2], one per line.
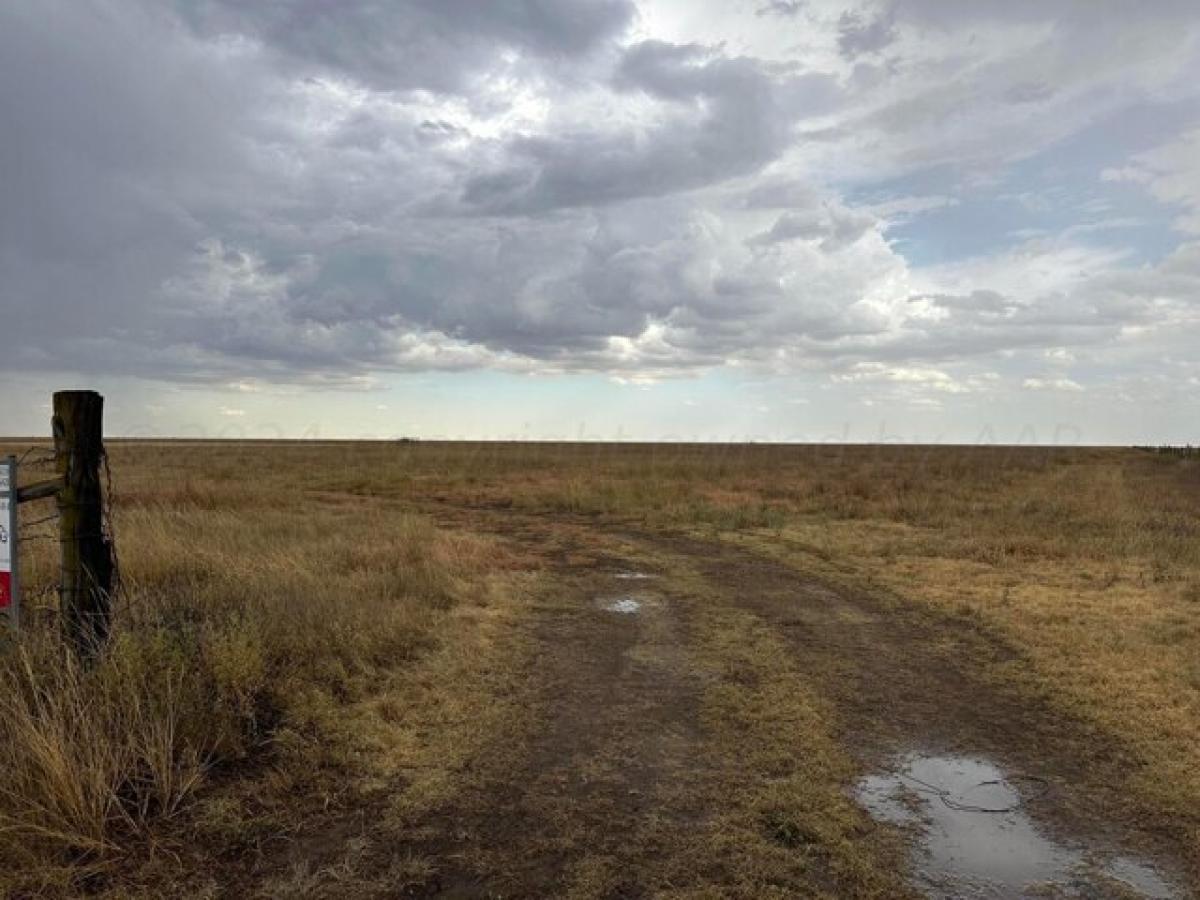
[260, 502, 1194, 898]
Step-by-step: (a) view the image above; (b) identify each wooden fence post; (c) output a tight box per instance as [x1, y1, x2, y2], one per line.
[53, 390, 114, 656]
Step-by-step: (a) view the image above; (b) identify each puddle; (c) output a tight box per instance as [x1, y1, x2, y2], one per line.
[598, 595, 643, 614]
[597, 571, 659, 614]
[855, 753, 1178, 899]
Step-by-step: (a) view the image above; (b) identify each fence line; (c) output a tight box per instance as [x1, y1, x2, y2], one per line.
[3, 390, 119, 658]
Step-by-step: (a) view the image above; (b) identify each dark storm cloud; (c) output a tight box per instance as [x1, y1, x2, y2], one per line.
[461, 41, 839, 214]
[836, 8, 897, 59]
[756, 1, 805, 17]
[175, 0, 636, 93]
[748, 206, 875, 250]
[1, 1, 844, 384]
[0, 2, 264, 372]
[1, 0, 1199, 398]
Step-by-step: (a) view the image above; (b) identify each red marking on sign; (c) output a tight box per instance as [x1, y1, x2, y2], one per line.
[0, 572, 10, 609]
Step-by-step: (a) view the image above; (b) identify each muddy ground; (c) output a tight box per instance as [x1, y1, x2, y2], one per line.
[233, 496, 1194, 899]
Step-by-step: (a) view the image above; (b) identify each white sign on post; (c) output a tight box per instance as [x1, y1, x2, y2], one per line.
[0, 458, 16, 626]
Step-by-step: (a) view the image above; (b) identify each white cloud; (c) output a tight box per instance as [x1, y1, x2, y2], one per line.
[833, 362, 970, 393]
[1022, 377, 1083, 392]
[865, 194, 960, 222]
[1104, 129, 1200, 234]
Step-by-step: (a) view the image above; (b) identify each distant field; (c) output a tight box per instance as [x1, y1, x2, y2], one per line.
[1, 442, 1197, 897]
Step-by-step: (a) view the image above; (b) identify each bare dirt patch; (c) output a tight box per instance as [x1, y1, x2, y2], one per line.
[406, 502, 1194, 896]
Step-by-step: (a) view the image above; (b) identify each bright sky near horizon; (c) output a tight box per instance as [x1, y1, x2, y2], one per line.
[2, 1, 1199, 443]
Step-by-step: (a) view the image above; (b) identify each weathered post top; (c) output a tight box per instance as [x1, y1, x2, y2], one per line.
[53, 391, 105, 453]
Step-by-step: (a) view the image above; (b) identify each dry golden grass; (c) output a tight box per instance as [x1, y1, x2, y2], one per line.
[680, 585, 910, 898]
[0, 441, 523, 896]
[0, 440, 1196, 894]
[724, 449, 1200, 851]
[355, 440, 1200, 859]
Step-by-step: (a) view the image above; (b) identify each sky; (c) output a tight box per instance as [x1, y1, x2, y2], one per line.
[2, 0, 1199, 444]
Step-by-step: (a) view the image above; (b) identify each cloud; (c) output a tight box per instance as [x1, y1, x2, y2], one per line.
[833, 362, 973, 393]
[0, 0, 1199, 435]
[792, 0, 1200, 180]
[460, 40, 840, 214]
[1023, 377, 1083, 392]
[919, 291, 1013, 315]
[865, 194, 959, 222]
[837, 8, 898, 59]
[748, 203, 876, 250]
[174, 0, 636, 94]
[756, 1, 805, 17]
[1102, 129, 1200, 233]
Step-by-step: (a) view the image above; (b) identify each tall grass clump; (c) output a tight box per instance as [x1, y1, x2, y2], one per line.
[0, 442, 501, 892]
[0, 627, 208, 874]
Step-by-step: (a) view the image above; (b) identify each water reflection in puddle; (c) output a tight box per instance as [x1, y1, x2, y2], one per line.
[855, 753, 1178, 899]
[598, 595, 642, 614]
[598, 570, 658, 614]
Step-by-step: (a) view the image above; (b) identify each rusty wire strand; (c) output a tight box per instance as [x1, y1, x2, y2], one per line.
[19, 513, 58, 530]
[101, 445, 122, 596]
[15, 446, 57, 468]
[15, 534, 58, 544]
[9, 440, 121, 632]
[17, 532, 111, 544]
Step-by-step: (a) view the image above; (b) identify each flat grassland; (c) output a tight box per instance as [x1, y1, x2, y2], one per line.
[1, 441, 1198, 897]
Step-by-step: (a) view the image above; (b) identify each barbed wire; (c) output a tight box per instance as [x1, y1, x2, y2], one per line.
[102, 444, 122, 596]
[15, 451, 62, 545]
[15, 533, 58, 544]
[19, 513, 58, 530]
[17, 585, 63, 627]
[17, 534, 110, 544]
[15, 446, 58, 469]
[7, 442, 122, 627]
[17, 582, 57, 602]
